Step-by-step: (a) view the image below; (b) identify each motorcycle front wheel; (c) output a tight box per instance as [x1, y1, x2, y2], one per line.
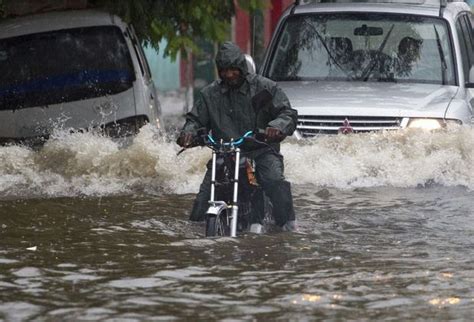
[205, 212, 230, 237]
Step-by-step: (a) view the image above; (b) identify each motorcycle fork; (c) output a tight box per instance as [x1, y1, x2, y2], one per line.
[230, 148, 241, 237]
[209, 147, 240, 237]
[210, 150, 217, 203]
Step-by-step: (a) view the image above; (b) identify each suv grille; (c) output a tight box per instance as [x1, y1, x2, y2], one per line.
[297, 115, 402, 136]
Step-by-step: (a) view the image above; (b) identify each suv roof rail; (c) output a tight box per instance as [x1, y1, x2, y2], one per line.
[294, 0, 467, 5]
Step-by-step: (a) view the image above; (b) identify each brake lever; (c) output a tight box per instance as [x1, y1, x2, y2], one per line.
[176, 134, 210, 156]
[176, 148, 187, 156]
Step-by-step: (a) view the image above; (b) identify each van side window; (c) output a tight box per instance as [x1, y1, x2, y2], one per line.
[0, 26, 135, 110]
[127, 26, 152, 82]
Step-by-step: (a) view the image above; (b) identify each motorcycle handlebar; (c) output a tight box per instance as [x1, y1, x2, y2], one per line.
[206, 130, 252, 147]
[204, 129, 270, 149]
[177, 129, 270, 156]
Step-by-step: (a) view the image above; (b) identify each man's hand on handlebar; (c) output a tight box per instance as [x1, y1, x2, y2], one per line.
[177, 132, 194, 148]
[264, 127, 285, 143]
[177, 127, 285, 153]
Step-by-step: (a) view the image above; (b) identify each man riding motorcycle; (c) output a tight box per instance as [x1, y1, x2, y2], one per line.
[177, 41, 298, 231]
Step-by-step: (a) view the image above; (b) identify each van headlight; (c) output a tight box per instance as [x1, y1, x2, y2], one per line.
[407, 118, 462, 130]
[102, 115, 148, 137]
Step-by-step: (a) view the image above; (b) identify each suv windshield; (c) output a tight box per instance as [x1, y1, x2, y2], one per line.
[266, 13, 455, 85]
[0, 26, 135, 110]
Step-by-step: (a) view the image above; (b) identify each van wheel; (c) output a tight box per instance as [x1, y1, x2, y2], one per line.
[133, 115, 149, 133]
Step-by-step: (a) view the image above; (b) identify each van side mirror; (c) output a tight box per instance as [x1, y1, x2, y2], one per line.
[244, 54, 256, 74]
[467, 65, 474, 88]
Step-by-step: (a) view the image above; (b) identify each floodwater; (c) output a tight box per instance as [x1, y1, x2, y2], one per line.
[1, 124, 473, 321]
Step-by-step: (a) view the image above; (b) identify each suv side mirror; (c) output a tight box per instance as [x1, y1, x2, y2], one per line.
[245, 54, 256, 74]
[467, 65, 474, 88]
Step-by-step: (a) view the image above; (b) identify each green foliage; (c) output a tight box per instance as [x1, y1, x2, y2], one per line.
[89, 0, 267, 59]
[237, 0, 269, 13]
[0, 0, 268, 58]
[0, 0, 4, 18]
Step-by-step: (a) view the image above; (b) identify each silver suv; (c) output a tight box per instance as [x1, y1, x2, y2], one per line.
[259, 0, 474, 137]
[0, 10, 163, 144]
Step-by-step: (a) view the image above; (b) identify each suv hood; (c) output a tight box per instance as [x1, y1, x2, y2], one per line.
[279, 81, 458, 118]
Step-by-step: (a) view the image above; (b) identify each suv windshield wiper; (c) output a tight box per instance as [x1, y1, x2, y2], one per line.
[434, 25, 448, 85]
[303, 20, 354, 80]
[361, 24, 394, 81]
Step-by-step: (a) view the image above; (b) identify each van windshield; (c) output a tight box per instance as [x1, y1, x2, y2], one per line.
[266, 13, 455, 85]
[0, 26, 135, 110]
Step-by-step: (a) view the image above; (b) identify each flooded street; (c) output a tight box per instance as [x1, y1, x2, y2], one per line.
[1, 125, 473, 320]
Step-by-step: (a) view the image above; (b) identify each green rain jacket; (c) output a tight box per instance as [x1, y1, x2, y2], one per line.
[181, 42, 297, 152]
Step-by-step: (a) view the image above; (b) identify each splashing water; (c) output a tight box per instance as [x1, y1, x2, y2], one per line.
[284, 127, 474, 189]
[1, 122, 474, 321]
[0, 125, 473, 199]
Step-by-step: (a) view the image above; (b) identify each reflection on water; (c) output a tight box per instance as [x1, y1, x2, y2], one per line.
[0, 127, 473, 320]
[1, 188, 473, 320]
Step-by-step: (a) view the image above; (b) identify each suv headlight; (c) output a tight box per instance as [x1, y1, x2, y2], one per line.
[407, 118, 462, 130]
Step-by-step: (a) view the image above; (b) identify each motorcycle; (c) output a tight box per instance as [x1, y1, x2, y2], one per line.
[178, 130, 272, 237]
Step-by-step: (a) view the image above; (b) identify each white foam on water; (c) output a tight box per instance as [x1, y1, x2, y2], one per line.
[284, 126, 474, 189]
[0, 125, 473, 198]
[0, 124, 209, 198]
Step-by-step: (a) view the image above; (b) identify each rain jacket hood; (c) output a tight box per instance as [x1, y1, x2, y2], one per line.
[215, 41, 248, 75]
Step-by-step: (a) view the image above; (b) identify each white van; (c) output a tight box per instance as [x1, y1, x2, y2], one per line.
[0, 10, 163, 144]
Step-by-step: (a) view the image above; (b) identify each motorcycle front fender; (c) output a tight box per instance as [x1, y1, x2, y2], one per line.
[206, 203, 228, 216]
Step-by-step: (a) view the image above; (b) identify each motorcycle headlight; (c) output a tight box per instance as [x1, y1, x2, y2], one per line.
[407, 118, 461, 130]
